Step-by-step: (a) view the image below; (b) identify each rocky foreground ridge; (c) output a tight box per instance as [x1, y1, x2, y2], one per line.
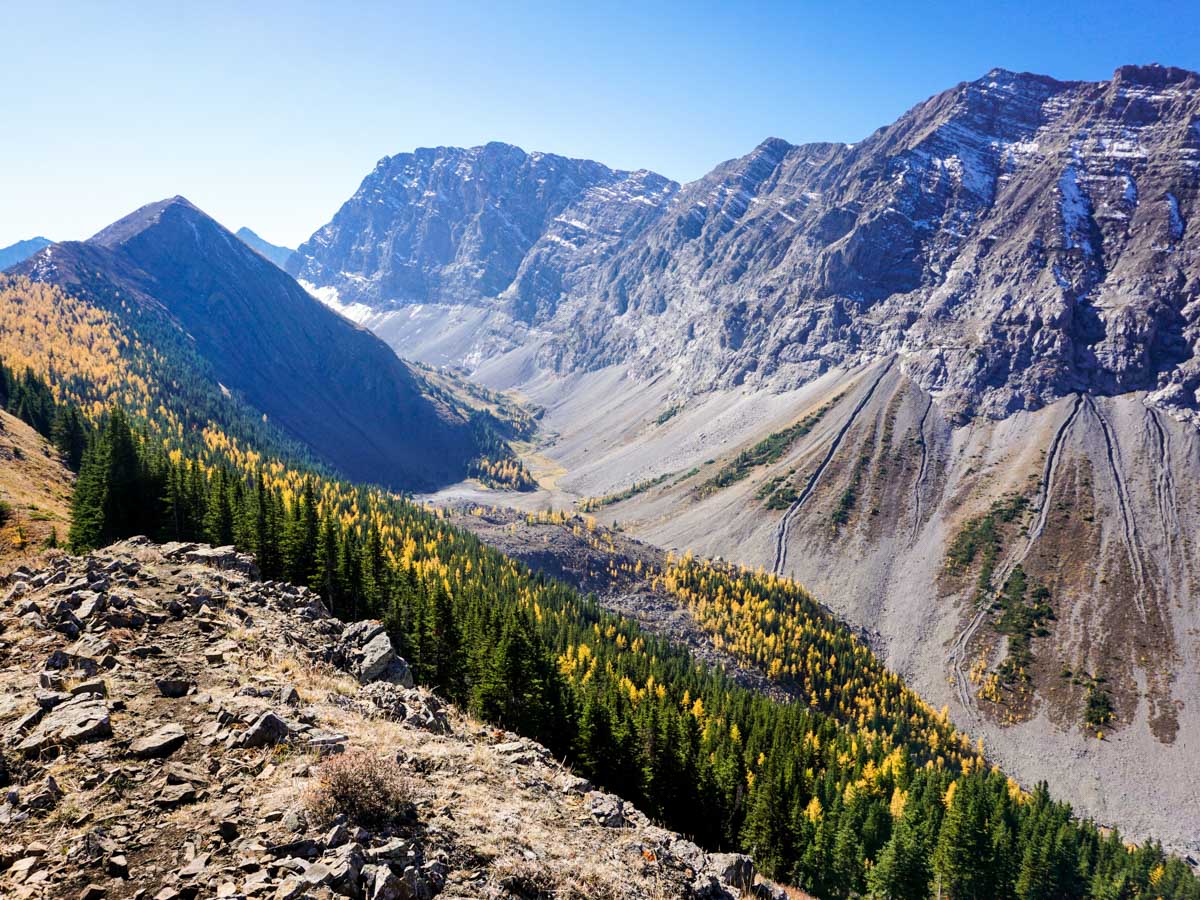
[0, 540, 771, 900]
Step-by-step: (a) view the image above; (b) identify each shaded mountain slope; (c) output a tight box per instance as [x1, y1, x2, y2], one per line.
[12, 197, 487, 489]
[234, 226, 295, 269]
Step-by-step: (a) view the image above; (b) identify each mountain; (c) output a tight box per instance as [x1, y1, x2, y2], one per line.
[297, 65, 1200, 426]
[9, 197, 488, 489]
[235, 225, 295, 269]
[0, 236, 52, 270]
[288, 142, 678, 319]
[292, 65, 1200, 852]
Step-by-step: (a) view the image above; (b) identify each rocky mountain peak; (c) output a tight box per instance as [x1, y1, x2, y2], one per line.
[87, 195, 205, 249]
[288, 142, 680, 318]
[1112, 63, 1198, 88]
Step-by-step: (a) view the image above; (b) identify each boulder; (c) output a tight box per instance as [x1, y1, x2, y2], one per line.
[338, 622, 413, 687]
[130, 723, 187, 759]
[234, 712, 291, 749]
[155, 674, 194, 698]
[153, 781, 196, 809]
[588, 792, 628, 828]
[17, 697, 111, 757]
[706, 852, 755, 891]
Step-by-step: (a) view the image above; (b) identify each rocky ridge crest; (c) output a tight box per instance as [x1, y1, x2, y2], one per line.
[0, 540, 768, 899]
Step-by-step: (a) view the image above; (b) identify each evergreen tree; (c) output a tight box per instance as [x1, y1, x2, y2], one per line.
[933, 776, 994, 899]
[869, 815, 931, 900]
[69, 438, 107, 551]
[51, 405, 87, 470]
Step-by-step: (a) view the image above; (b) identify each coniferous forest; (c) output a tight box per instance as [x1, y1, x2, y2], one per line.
[49, 397, 1199, 900]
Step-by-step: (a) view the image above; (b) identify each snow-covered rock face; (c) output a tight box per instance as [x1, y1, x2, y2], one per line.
[297, 65, 1200, 427]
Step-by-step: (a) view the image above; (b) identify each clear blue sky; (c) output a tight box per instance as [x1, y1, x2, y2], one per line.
[4, 0, 1198, 248]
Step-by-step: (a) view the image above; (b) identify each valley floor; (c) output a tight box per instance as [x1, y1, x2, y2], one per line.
[419, 359, 1200, 859]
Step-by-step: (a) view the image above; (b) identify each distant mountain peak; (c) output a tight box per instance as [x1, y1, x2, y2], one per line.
[0, 236, 54, 272]
[235, 227, 295, 270]
[88, 195, 205, 249]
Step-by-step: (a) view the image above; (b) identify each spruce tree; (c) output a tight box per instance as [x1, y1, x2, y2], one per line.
[69, 438, 107, 551]
[869, 815, 931, 900]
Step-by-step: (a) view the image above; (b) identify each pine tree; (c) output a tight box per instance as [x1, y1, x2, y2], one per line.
[312, 511, 342, 612]
[69, 438, 107, 551]
[869, 815, 931, 900]
[204, 468, 235, 546]
[101, 407, 144, 541]
[284, 478, 319, 585]
[420, 583, 464, 699]
[933, 776, 994, 899]
[51, 406, 87, 471]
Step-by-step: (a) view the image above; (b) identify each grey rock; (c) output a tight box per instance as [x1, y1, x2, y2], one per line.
[17, 697, 111, 756]
[587, 792, 628, 828]
[324, 841, 364, 896]
[705, 853, 755, 891]
[44, 649, 99, 677]
[234, 712, 291, 749]
[130, 723, 187, 759]
[357, 632, 399, 683]
[155, 673, 194, 698]
[35, 690, 70, 710]
[754, 884, 788, 900]
[70, 679, 109, 698]
[690, 873, 733, 899]
[154, 781, 197, 809]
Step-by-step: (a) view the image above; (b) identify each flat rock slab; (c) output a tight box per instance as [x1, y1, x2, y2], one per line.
[130, 723, 187, 759]
[17, 698, 111, 756]
[154, 781, 197, 809]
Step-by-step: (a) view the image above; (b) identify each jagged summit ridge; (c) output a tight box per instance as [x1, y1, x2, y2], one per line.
[296, 64, 1200, 426]
[288, 142, 680, 322]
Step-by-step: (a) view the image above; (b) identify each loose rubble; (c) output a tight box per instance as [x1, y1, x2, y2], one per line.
[0, 540, 771, 898]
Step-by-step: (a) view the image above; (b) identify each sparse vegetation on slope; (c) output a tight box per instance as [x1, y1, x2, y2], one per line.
[699, 398, 840, 496]
[578, 471, 675, 511]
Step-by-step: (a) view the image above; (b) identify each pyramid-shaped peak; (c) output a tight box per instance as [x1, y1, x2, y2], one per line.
[88, 196, 208, 249]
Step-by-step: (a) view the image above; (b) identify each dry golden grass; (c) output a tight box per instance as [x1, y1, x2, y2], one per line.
[0, 410, 73, 565]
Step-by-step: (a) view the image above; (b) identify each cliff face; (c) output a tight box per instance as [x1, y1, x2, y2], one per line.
[558, 65, 1200, 425]
[288, 142, 679, 326]
[298, 66, 1200, 428]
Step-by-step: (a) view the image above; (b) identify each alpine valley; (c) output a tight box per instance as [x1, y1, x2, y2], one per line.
[2, 62, 1200, 900]
[289, 66, 1200, 854]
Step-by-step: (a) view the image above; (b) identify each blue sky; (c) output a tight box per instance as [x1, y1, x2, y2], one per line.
[4, 0, 1198, 248]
